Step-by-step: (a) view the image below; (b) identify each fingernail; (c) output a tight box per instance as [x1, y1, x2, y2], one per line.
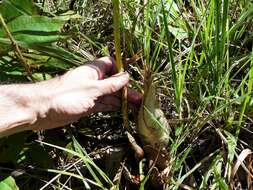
[114, 72, 129, 77]
[117, 72, 129, 84]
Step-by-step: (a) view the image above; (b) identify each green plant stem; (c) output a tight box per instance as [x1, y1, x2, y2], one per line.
[112, 0, 130, 131]
[112, 0, 123, 72]
[0, 14, 34, 81]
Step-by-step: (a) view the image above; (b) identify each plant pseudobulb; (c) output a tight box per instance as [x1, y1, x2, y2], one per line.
[137, 71, 170, 150]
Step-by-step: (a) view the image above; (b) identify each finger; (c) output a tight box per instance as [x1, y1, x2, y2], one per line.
[85, 57, 117, 80]
[94, 85, 142, 107]
[97, 72, 129, 95]
[88, 102, 120, 114]
[97, 95, 121, 107]
[127, 90, 142, 107]
[89, 95, 140, 114]
[105, 90, 142, 107]
[97, 57, 118, 75]
[113, 89, 142, 112]
[90, 89, 142, 113]
[99, 93, 141, 108]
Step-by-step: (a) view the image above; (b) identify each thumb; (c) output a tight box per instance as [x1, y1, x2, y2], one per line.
[97, 72, 129, 95]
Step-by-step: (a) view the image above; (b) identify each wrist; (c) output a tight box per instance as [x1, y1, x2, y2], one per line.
[0, 82, 52, 137]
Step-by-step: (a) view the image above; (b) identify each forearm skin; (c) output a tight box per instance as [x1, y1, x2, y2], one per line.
[0, 82, 51, 138]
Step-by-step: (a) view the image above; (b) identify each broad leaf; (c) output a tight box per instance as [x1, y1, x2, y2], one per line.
[45, 57, 73, 70]
[0, 16, 67, 44]
[0, 176, 19, 190]
[0, 0, 36, 22]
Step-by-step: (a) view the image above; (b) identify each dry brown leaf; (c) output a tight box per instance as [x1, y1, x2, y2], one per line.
[231, 148, 253, 186]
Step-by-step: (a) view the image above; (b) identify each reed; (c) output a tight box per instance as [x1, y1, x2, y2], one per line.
[112, 0, 129, 131]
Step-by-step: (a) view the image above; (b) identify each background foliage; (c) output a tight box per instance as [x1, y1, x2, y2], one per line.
[1, 0, 253, 189]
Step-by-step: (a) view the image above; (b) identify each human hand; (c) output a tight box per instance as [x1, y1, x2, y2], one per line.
[33, 57, 141, 130]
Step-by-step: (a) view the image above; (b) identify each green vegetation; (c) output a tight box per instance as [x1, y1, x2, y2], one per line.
[1, 0, 253, 189]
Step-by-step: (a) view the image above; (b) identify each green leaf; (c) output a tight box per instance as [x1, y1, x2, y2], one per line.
[58, 10, 82, 21]
[0, 176, 19, 190]
[0, 0, 36, 22]
[33, 45, 83, 65]
[0, 16, 67, 44]
[46, 57, 72, 70]
[0, 71, 26, 82]
[0, 44, 12, 55]
[163, 0, 188, 40]
[229, 5, 253, 38]
[6, 16, 65, 33]
[32, 73, 52, 81]
[63, 141, 75, 161]
[16, 33, 66, 44]
[168, 25, 188, 40]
